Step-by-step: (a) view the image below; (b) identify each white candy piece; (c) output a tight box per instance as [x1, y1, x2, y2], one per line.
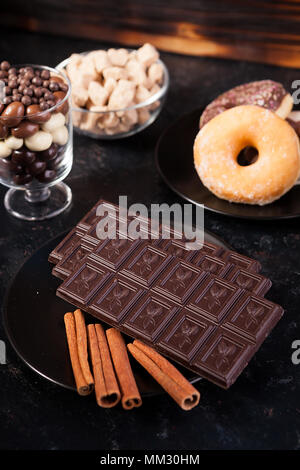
[66, 61, 80, 83]
[148, 84, 161, 110]
[72, 87, 89, 108]
[126, 59, 149, 87]
[107, 48, 129, 67]
[79, 73, 95, 90]
[98, 111, 119, 129]
[121, 108, 138, 127]
[42, 112, 65, 132]
[137, 43, 159, 68]
[80, 106, 105, 131]
[104, 77, 117, 96]
[93, 50, 111, 74]
[25, 131, 53, 151]
[103, 66, 128, 81]
[135, 85, 151, 103]
[138, 108, 151, 125]
[148, 62, 164, 83]
[69, 53, 82, 67]
[51, 126, 69, 146]
[0, 141, 12, 158]
[79, 56, 98, 80]
[88, 81, 109, 106]
[5, 135, 23, 149]
[108, 79, 135, 110]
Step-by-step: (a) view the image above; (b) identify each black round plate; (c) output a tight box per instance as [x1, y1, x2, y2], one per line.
[3, 230, 230, 397]
[155, 108, 300, 220]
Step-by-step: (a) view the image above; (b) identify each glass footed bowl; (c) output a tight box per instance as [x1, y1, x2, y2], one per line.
[0, 64, 73, 221]
[56, 50, 169, 139]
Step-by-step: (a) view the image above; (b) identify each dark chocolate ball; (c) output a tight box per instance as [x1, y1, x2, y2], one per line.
[3, 96, 12, 105]
[13, 173, 33, 185]
[9, 161, 24, 174]
[28, 160, 46, 176]
[12, 147, 36, 165]
[40, 70, 50, 80]
[32, 76, 42, 86]
[8, 79, 17, 89]
[23, 87, 33, 96]
[12, 93, 22, 102]
[1, 61, 10, 71]
[21, 95, 32, 106]
[49, 81, 59, 92]
[36, 169, 56, 183]
[39, 143, 58, 161]
[34, 87, 43, 98]
[39, 101, 49, 111]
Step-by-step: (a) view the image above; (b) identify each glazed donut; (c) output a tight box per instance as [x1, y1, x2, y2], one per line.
[194, 105, 300, 205]
[199, 80, 293, 129]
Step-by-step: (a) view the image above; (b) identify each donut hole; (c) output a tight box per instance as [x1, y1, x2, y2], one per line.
[237, 146, 259, 166]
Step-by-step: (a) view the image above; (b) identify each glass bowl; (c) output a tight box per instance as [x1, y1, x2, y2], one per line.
[0, 64, 73, 221]
[56, 50, 169, 139]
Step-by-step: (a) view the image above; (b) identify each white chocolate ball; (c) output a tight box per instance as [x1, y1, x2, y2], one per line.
[5, 135, 24, 150]
[42, 112, 65, 132]
[25, 131, 53, 151]
[0, 141, 12, 158]
[51, 126, 69, 146]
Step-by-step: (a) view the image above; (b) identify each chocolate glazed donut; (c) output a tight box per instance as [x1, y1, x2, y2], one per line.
[199, 80, 293, 129]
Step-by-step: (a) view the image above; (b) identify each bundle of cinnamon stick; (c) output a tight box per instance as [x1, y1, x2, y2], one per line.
[64, 310, 200, 411]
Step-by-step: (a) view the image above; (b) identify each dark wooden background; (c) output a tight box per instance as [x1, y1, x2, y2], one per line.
[2, 0, 300, 68]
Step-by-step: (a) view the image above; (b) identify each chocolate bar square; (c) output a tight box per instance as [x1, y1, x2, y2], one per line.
[156, 308, 216, 362]
[57, 259, 113, 307]
[153, 259, 207, 304]
[119, 244, 172, 287]
[188, 277, 242, 323]
[123, 293, 179, 342]
[88, 276, 144, 325]
[191, 328, 253, 388]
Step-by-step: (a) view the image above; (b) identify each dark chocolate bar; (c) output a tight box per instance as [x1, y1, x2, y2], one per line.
[48, 199, 262, 275]
[52, 233, 271, 297]
[56, 239, 283, 389]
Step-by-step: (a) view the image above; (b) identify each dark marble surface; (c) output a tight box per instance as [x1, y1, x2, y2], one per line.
[0, 27, 300, 451]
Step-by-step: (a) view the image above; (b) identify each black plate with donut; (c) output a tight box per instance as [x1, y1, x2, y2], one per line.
[155, 108, 300, 220]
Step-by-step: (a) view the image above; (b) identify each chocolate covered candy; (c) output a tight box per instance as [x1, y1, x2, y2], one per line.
[25, 130, 52, 151]
[13, 172, 33, 185]
[0, 122, 8, 139]
[36, 169, 56, 183]
[39, 143, 58, 161]
[12, 121, 39, 138]
[28, 160, 47, 176]
[53, 91, 69, 114]
[11, 147, 36, 165]
[26, 105, 51, 124]
[0, 142, 12, 158]
[1, 101, 24, 127]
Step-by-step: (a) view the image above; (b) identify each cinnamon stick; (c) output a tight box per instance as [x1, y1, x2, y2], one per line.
[87, 324, 121, 408]
[64, 312, 92, 396]
[127, 340, 200, 410]
[106, 328, 142, 410]
[74, 309, 94, 388]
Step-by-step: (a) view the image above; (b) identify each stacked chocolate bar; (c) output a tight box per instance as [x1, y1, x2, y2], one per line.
[49, 199, 283, 388]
